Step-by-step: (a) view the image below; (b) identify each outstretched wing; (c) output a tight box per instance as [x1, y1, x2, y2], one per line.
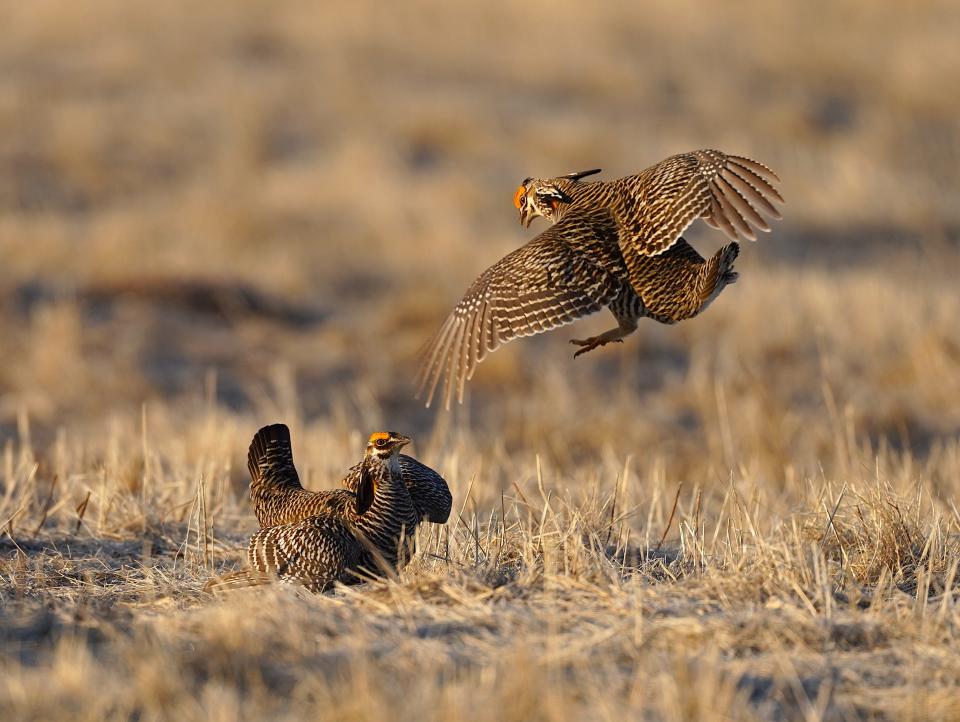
[616, 149, 784, 256]
[395, 456, 453, 523]
[416, 209, 626, 409]
[342, 454, 453, 523]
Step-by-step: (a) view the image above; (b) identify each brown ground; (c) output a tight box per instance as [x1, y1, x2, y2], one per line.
[1, 1, 959, 720]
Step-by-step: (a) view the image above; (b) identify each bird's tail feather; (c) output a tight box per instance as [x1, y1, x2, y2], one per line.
[203, 569, 275, 595]
[698, 242, 739, 309]
[247, 423, 292, 484]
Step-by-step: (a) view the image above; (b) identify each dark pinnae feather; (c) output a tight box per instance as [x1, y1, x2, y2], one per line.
[561, 168, 602, 181]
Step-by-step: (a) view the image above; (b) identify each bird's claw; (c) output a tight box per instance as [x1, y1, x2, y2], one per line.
[570, 337, 622, 359]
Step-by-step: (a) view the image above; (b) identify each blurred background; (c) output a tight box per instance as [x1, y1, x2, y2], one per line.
[1, 0, 958, 488]
[4, 6, 960, 717]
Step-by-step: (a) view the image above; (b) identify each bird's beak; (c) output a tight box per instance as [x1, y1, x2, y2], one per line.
[519, 206, 533, 228]
[514, 184, 534, 227]
[394, 433, 411, 449]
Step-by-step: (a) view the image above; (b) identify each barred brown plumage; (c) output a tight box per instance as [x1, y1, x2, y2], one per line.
[248, 424, 452, 527]
[248, 423, 356, 528]
[342, 455, 452, 523]
[206, 428, 422, 594]
[416, 149, 784, 409]
[245, 512, 365, 592]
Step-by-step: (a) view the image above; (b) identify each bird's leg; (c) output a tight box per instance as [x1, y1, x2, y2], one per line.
[570, 317, 637, 359]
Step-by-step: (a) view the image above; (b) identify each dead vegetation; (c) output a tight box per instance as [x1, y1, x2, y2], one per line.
[2, 1, 960, 720]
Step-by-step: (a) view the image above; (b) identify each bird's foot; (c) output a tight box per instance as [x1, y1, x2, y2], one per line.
[570, 336, 623, 359]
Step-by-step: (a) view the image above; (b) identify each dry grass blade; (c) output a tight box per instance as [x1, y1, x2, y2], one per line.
[74, 491, 91, 534]
[2, 1, 960, 720]
[657, 483, 683, 552]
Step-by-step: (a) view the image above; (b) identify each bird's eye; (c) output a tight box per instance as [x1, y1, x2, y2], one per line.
[513, 186, 527, 209]
[376, 438, 388, 448]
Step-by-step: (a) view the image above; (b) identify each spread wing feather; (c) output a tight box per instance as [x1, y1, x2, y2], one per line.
[616, 149, 784, 257]
[342, 455, 453, 523]
[416, 211, 624, 409]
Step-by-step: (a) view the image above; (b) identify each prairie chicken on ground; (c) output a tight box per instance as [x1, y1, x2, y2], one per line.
[249, 423, 452, 527]
[417, 149, 784, 408]
[341, 455, 452, 523]
[207, 429, 420, 593]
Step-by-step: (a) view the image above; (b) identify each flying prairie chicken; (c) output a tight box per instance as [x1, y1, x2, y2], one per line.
[206, 428, 420, 593]
[416, 149, 784, 408]
[249, 423, 452, 527]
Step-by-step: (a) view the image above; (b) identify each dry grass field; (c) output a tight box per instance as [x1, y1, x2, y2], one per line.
[2, 1, 960, 719]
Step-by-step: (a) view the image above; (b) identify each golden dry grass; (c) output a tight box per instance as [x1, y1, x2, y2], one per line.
[2, 1, 960, 720]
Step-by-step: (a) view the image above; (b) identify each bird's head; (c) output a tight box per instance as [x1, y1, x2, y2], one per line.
[365, 431, 411, 460]
[513, 168, 601, 227]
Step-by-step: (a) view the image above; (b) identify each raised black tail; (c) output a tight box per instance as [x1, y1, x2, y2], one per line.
[247, 423, 300, 489]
